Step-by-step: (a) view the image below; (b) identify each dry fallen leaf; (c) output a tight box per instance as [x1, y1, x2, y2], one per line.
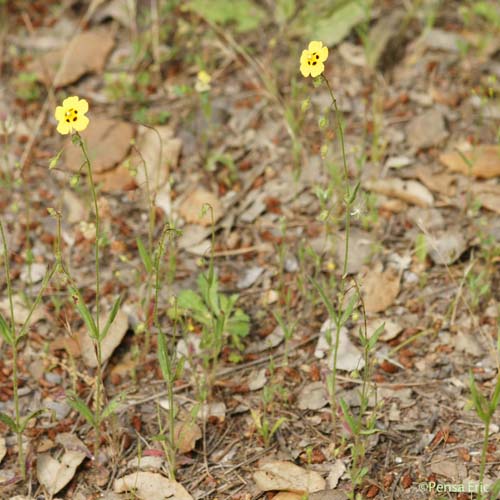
[36, 434, 87, 495]
[406, 109, 448, 150]
[327, 459, 346, 489]
[298, 382, 329, 410]
[0, 295, 44, 325]
[29, 29, 115, 87]
[132, 125, 182, 191]
[440, 145, 500, 179]
[114, 471, 193, 500]
[471, 182, 500, 214]
[315, 323, 365, 372]
[0, 436, 6, 464]
[174, 421, 202, 454]
[425, 229, 467, 265]
[80, 308, 129, 367]
[272, 493, 304, 500]
[178, 188, 223, 226]
[361, 265, 400, 313]
[64, 117, 135, 174]
[364, 178, 434, 207]
[254, 460, 326, 493]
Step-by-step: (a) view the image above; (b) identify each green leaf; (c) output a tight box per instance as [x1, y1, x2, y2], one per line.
[99, 295, 122, 341]
[0, 312, 14, 346]
[177, 289, 208, 316]
[19, 409, 46, 433]
[306, 1, 367, 47]
[469, 372, 488, 423]
[69, 287, 98, 339]
[415, 233, 427, 262]
[66, 392, 96, 427]
[198, 273, 220, 316]
[340, 293, 358, 325]
[49, 149, 64, 170]
[184, 0, 266, 32]
[158, 330, 172, 382]
[0, 411, 18, 432]
[340, 397, 358, 434]
[137, 237, 153, 274]
[489, 479, 500, 499]
[275, 0, 295, 24]
[309, 277, 337, 320]
[101, 392, 126, 420]
[367, 322, 384, 351]
[270, 417, 286, 437]
[347, 180, 361, 204]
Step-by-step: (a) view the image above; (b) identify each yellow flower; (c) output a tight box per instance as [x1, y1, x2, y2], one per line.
[195, 70, 212, 93]
[300, 41, 328, 78]
[54, 96, 89, 135]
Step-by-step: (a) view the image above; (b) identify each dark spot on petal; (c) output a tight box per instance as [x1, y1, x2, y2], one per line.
[73, 117, 77, 122]
[66, 119, 70, 123]
[316, 55, 319, 60]
[312, 61, 317, 65]
[308, 61, 311, 65]
[75, 110, 78, 114]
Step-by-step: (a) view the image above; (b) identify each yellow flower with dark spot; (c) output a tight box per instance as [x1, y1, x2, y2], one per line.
[54, 96, 89, 135]
[300, 41, 328, 78]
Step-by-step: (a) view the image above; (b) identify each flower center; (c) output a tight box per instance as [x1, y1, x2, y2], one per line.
[307, 52, 320, 66]
[64, 108, 79, 123]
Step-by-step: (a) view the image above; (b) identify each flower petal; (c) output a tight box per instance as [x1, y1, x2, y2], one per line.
[62, 96, 79, 108]
[57, 121, 71, 135]
[300, 63, 311, 77]
[300, 50, 310, 64]
[318, 45, 328, 62]
[72, 115, 89, 132]
[310, 62, 324, 78]
[308, 41, 323, 53]
[74, 98, 89, 115]
[54, 106, 65, 121]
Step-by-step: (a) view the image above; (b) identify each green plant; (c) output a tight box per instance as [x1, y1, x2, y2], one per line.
[154, 225, 184, 479]
[301, 44, 379, 495]
[469, 313, 500, 499]
[0, 221, 56, 479]
[466, 267, 491, 311]
[50, 120, 124, 455]
[250, 408, 286, 448]
[170, 272, 250, 351]
[168, 205, 250, 397]
[251, 357, 286, 447]
[12, 72, 41, 102]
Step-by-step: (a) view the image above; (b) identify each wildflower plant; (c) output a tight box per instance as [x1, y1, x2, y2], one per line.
[0, 222, 57, 480]
[301, 41, 378, 493]
[52, 96, 123, 455]
[168, 205, 250, 399]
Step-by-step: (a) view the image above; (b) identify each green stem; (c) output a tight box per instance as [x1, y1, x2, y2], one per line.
[322, 76, 353, 446]
[479, 417, 489, 498]
[76, 133, 103, 452]
[0, 222, 25, 479]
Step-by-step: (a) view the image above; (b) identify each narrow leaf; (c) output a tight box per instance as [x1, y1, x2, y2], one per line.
[0, 312, 14, 346]
[99, 294, 122, 341]
[66, 392, 96, 427]
[137, 237, 153, 274]
[101, 392, 126, 420]
[0, 411, 18, 432]
[69, 287, 98, 339]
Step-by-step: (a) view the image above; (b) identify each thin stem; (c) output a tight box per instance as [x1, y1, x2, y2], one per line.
[76, 132, 103, 451]
[0, 222, 25, 479]
[479, 417, 489, 498]
[322, 76, 353, 446]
